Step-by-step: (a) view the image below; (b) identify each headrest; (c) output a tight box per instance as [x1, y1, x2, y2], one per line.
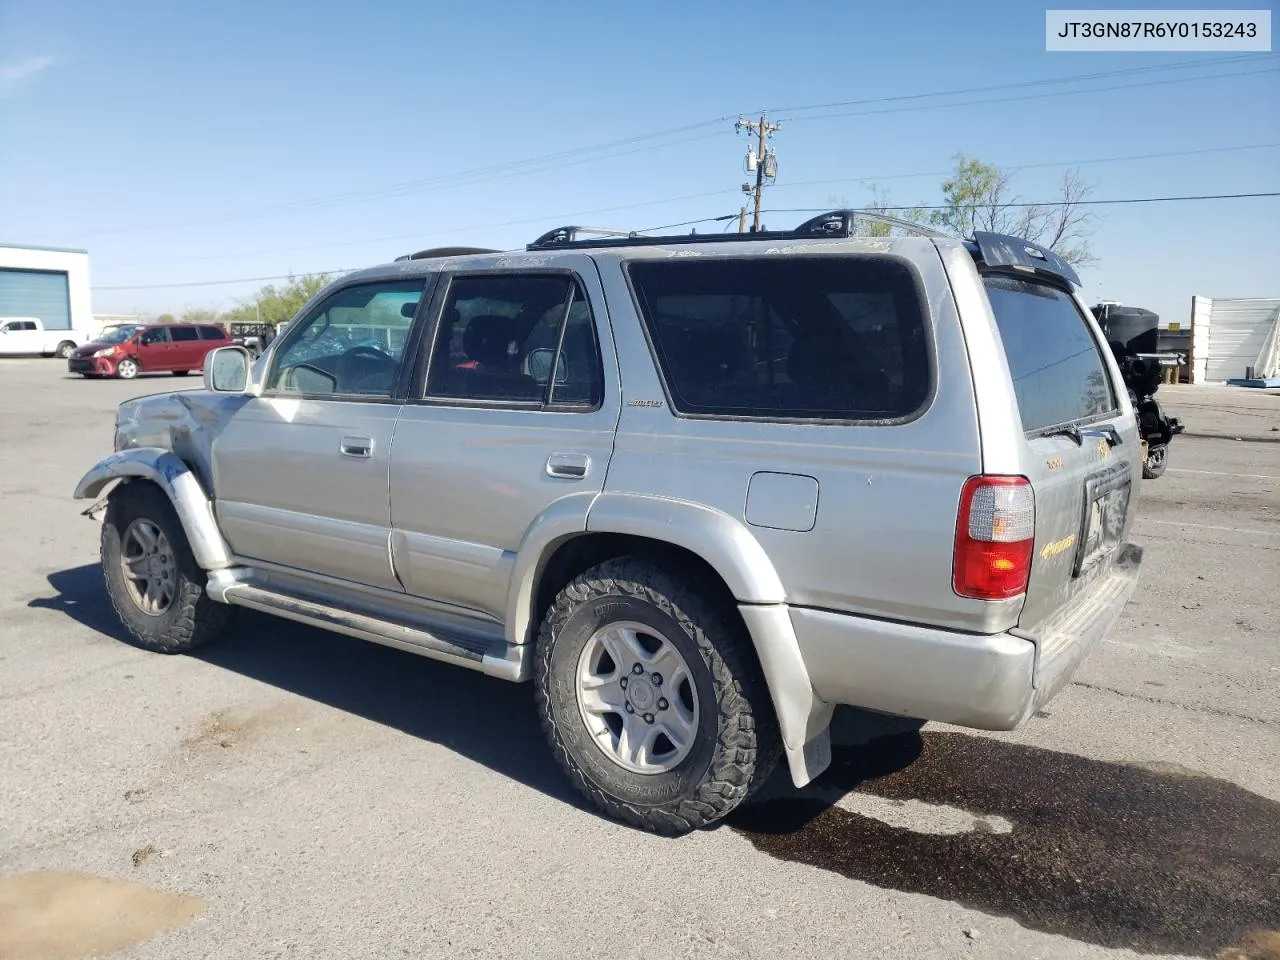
[463, 315, 521, 366]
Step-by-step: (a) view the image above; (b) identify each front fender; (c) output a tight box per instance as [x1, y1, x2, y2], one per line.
[74, 447, 234, 571]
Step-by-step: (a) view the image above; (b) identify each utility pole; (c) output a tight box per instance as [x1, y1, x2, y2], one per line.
[735, 114, 781, 232]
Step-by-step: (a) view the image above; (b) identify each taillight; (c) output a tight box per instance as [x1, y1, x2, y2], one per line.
[953, 476, 1035, 600]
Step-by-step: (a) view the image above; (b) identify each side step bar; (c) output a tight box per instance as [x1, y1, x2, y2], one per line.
[208, 572, 530, 683]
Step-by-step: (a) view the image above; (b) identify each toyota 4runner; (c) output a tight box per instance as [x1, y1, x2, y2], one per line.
[74, 210, 1143, 834]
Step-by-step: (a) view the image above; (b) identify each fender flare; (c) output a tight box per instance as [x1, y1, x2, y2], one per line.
[508, 492, 833, 786]
[74, 447, 234, 571]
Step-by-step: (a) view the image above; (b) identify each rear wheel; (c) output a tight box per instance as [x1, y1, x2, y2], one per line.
[1143, 443, 1168, 479]
[115, 357, 139, 379]
[172, 370, 190, 377]
[535, 556, 780, 835]
[55, 341, 76, 359]
[101, 482, 232, 653]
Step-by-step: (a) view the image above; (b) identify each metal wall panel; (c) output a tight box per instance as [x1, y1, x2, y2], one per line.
[1205, 298, 1280, 381]
[0, 268, 72, 330]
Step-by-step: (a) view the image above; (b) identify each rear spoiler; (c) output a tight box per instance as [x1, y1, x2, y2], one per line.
[966, 232, 1081, 289]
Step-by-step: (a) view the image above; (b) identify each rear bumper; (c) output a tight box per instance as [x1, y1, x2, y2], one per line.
[790, 543, 1143, 730]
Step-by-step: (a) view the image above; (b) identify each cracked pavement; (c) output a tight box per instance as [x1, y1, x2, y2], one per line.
[1, 360, 1277, 959]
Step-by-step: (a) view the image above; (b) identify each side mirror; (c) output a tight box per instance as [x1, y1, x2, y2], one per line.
[204, 346, 251, 392]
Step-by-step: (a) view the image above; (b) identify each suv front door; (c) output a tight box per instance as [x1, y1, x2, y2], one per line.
[389, 262, 619, 619]
[211, 279, 429, 590]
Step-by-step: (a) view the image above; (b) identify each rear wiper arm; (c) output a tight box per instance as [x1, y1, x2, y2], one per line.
[1041, 424, 1084, 445]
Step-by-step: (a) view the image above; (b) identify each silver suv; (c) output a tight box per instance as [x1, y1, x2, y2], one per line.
[75, 211, 1143, 834]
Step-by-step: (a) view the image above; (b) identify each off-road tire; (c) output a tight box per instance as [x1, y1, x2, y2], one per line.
[535, 556, 781, 835]
[1142, 444, 1168, 479]
[101, 481, 232, 654]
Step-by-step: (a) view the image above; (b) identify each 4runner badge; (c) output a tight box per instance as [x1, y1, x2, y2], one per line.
[627, 399, 664, 408]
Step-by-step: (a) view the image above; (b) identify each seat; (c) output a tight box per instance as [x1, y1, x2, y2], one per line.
[445, 315, 541, 400]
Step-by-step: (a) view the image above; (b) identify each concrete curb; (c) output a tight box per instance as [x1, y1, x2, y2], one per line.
[1181, 431, 1280, 444]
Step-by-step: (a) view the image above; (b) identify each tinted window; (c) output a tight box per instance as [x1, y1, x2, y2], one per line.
[266, 280, 424, 397]
[139, 328, 169, 345]
[169, 326, 199, 341]
[627, 257, 930, 419]
[23, 321, 38, 331]
[425, 275, 602, 406]
[197, 326, 226, 340]
[983, 276, 1116, 432]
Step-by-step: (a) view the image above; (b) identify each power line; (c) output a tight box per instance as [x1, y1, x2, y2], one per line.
[147, 141, 1278, 263]
[93, 192, 1278, 291]
[767, 53, 1272, 114]
[779, 66, 1279, 123]
[779, 141, 1280, 191]
[65, 56, 1277, 241]
[766, 192, 1280, 215]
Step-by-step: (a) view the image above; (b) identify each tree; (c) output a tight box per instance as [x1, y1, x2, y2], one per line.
[860, 155, 1099, 266]
[179, 307, 222, 325]
[155, 313, 177, 324]
[221, 273, 334, 327]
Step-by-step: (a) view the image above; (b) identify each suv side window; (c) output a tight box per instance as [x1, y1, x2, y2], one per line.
[627, 256, 930, 420]
[266, 280, 425, 398]
[169, 326, 199, 342]
[424, 274, 602, 407]
[197, 326, 226, 340]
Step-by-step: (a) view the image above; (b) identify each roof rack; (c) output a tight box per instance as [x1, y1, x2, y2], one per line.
[394, 246, 501, 263]
[526, 209, 949, 251]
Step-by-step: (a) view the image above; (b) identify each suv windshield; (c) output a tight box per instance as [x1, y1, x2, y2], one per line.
[983, 276, 1116, 432]
[97, 326, 139, 344]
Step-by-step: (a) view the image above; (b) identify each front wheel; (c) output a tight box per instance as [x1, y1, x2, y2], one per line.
[535, 556, 780, 835]
[1143, 443, 1169, 479]
[115, 357, 139, 379]
[101, 482, 232, 653]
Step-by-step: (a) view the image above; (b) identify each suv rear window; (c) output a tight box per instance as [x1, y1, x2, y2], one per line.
[627, 257, 930, 420]
[983, 276, 1116, 432]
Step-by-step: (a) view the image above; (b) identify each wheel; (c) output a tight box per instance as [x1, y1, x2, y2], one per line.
[101, 482, 233, 653]
[115, 357, 139, 379]
[172, 370, 190, 377]
[535, 556, 781, 835]
[55, 341, 76, 359]
[1143, 443, 1168, 479]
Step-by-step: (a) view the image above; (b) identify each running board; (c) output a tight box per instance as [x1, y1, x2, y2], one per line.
[208, 572, 530, 682]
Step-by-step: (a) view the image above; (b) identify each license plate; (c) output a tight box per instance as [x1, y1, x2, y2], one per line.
[1074, 464, 1132, 577]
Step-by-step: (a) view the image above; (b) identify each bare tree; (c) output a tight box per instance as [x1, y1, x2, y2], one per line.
[859, 155, 1099, 266]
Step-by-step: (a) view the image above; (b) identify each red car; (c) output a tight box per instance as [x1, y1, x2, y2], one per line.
[68, 323, 232, 379]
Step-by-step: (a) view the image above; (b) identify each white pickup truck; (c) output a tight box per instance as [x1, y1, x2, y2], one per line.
[0, 317, 86, 358]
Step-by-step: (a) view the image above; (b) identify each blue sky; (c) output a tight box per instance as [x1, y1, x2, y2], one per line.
[1, 0, 1276, 327]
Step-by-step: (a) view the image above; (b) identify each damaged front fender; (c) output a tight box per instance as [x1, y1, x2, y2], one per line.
[74, 447, 234, 571]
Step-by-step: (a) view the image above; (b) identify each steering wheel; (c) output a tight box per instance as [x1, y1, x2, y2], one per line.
[336, 344, 396, 392]
[343, 344, 393, 363]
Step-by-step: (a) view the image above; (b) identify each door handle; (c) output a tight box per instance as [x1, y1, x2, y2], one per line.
[546, 453, 589, 479]
[340, 436, 374, 459]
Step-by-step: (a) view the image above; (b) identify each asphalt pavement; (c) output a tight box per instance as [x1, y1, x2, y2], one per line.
[1, 359, 1277, 960]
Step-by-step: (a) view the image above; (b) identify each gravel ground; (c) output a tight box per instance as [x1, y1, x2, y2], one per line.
[1, 359, 1277, 960]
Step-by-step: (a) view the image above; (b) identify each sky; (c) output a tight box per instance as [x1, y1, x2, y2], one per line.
[0, 0, 1276, 328]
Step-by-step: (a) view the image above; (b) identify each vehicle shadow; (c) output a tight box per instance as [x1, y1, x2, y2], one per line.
[33, 565, 1280, 958]
[732, 726, 1280, 958]
[32, 564, 583, 810]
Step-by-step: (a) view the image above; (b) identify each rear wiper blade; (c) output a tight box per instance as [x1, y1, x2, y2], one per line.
[1041, 424, 1084, 445]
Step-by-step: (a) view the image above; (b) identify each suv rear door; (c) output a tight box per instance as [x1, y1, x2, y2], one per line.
[388, 259, 619, 620]
[979, 269, 1141, 633]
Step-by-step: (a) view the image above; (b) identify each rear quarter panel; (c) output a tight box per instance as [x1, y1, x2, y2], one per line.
[592, 239, 1007, 632]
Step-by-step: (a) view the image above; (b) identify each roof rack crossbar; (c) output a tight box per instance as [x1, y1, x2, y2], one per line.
[528, 225, 651, 249]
